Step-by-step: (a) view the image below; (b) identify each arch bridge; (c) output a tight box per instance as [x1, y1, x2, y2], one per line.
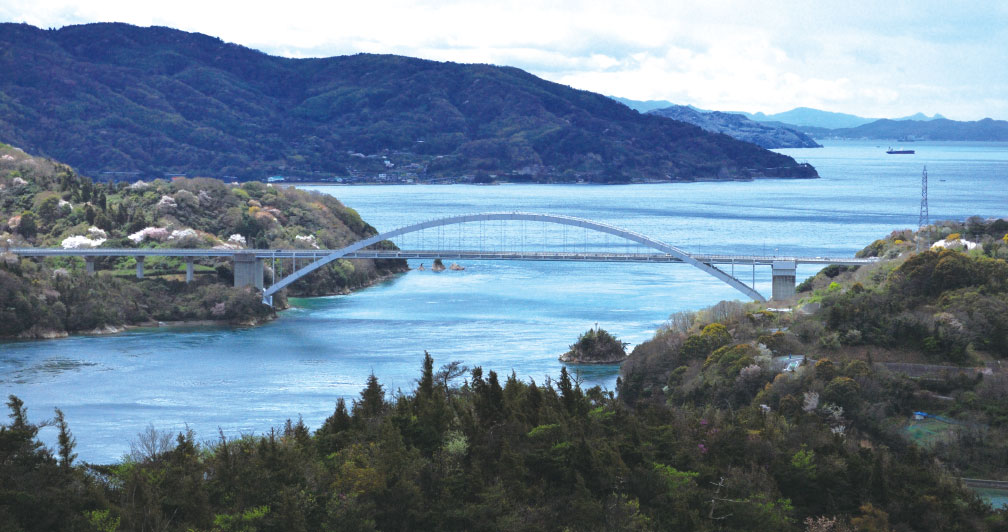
[261, 212, 875, 305]
[10, 212, 875, 305]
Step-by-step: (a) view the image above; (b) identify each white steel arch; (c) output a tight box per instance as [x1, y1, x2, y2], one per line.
[262, 212, 766, 303]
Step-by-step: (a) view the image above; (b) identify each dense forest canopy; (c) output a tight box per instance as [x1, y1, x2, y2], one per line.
[618, 219, 1008, 528]
[0, 22, 816, 183]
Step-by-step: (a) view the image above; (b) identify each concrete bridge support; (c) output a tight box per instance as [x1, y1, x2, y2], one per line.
[233, 253, 264, 289]
[85, 257, 95, 275]
[136, 256, 144, 279]
[771, 261, 796, 301]
[185, 259, 194, 283]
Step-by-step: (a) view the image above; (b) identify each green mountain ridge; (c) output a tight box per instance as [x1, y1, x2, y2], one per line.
[0, 22, 816, 183]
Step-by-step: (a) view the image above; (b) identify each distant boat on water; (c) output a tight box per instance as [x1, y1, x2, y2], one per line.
[887, 147, 915, 154]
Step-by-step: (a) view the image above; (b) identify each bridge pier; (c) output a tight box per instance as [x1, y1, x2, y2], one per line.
[771, 261, 796, 301]
[85, 257, 95, 275]
[233, 253, 264, 289]
[136, 256, 144, 279]
[185, 259, 194, 283]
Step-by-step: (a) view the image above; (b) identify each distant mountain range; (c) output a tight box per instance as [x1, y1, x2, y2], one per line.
[616, 98, 1004, 143]
[610, 97, 684, 114]
[0, 23, 816, 183]
[742, 107, 948, 130]
[647, 105, 820, 149]
[742, 107, 877, 129]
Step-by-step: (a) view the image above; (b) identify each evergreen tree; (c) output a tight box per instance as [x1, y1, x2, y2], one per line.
[16, 211, 37, 239]
[417, 351, 435, 401]
[355, 373, 385, 418]
[558, 366, 576, 413]
[54, 408, 76, 470]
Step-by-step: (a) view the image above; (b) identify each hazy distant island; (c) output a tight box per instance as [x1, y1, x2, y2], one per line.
[617, 98, 1008, 143]
[646, 105, 821, 149]
[0, 22, 816, 184]
[799, 117, 1008, 142]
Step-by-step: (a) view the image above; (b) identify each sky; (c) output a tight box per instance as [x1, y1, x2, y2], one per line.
[2, 0, 1007, 120]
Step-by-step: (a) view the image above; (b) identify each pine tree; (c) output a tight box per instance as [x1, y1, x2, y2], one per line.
[417, 351, 435, 401]
[559, 366, 576, 413]
[355, 373, 385, 418]
[54, 408, 76, 470]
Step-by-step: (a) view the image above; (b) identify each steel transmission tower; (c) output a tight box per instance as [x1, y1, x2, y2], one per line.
[917, 166, 929, 252]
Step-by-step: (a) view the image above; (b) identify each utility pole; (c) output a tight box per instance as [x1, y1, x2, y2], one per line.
[917, 166, 929, 252]
[919, 164, 931, 251]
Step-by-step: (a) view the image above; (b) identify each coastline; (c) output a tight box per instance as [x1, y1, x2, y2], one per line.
[279, 173, 819, 187]
[6, 316, 277, 341]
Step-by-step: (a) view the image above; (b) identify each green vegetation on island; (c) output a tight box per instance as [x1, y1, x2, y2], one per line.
[619, 217, 1008, 525]
[559, 326, 629, 364]
[5, 220, 1008, 530]
[800, 117, 1008, 142]
[0, 22, 817, 183]
[0, 143, 406, 338]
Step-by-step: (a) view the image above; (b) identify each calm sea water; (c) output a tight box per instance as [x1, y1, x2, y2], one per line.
[2, 140, 1006, 464]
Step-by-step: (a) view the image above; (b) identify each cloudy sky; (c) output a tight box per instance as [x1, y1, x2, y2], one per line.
[3, 0, 1006, 120]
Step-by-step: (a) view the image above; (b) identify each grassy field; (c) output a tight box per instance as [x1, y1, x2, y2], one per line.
[904, 417, 959, 446]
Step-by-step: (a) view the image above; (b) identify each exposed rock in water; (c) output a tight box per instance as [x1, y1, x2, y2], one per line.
[88, 324, 126, 335]
[559, 327, 628, 364]
[17, 327, 69, 339]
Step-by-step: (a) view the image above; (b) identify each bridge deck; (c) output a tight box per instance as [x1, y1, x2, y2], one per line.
[7, 247, 875, 266]
[342, 250, 875, 266]
[8, 212, 878, 304]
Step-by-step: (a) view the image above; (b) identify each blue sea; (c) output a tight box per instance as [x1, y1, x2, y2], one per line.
[2, 140, 1006, 464]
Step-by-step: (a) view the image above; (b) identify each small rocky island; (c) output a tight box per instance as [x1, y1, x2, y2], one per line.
[559, 326, 628, 364]
[430, 258, 465, 271]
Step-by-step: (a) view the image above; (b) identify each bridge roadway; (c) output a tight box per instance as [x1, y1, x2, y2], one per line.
[8, 247, 874, 266]
[8, 245, 875, 302]
[8, 211, 882, 302]
[340, 249, 874, 266]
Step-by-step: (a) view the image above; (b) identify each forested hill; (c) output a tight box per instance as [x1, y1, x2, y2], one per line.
[0, 22, 815, 183]
[816, 117, 1008, 141]
[0, 143, 406, 338]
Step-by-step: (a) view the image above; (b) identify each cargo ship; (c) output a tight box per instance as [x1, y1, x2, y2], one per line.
[886, 147, 915, 154]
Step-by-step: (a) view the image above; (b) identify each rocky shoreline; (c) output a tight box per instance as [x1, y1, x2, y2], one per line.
[4, 270, 403, 341]
[9, 316, 276, 341]
[557, 350, 627, 364]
